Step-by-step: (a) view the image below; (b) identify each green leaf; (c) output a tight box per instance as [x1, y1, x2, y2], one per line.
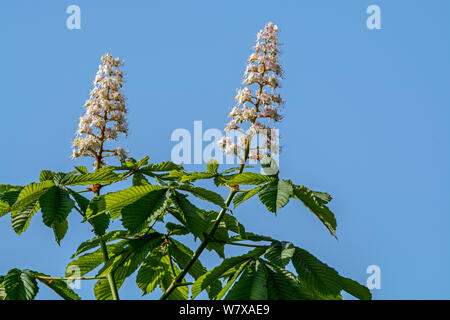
[121, 188, 170, 234]
[90, 213, 110, 236]
[224, 260, 268, 300]
[4, 269, 39, 300]
[262, 260, 313, 300]
[233, 186, 264, 208]
[96, 233, 165, 279]
[35, 273, 81, 300]
[52, 219, 69, 245]
[340, 277, 372, 300]
[312, 191, 332, 205]
[136, 249, 166, 295]
[176, 185, 226, 209]
[159, 255, 189, 300]
[229, 232, 275, 243]
[0, 201, 10, 217]
[215, 260, 249, 300]
[207, 159, 219, 173]
[221, 172, 276, 186]
[191, 247, 266, 299]
[74, 166, 89, 174]
[67, 189, 110, 236]
[67, 189, 89, 213]
[132, 172, 150, 186]
[0, 184, 22, 193]
[71, 230, 130, 258]
[11, 181, 54, 213]
[171, 191, 208, 238]
[0, 187, 21, 216]
[165, 222, 189, 236]
[39, 170, 55, 182]
[292, 186, 337, 238]
[141, 161, 183, 174]
[11, 201, 40, 235]
[66, 242, 127, 278]
[94, 277, 125, 300]
[258, 180, 293, 213]
[39, 186, 74, 227]
[264, 241, 295, 268]
[64, 168, 119, 186]
[260, 154, 279, 176]
[86, 185, 167, 220]
[169, 239, 210, 281]
[291, 247, 342, 297]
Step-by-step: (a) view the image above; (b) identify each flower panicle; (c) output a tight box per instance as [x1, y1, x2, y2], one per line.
[221, 22, 282, 162]
[72, 53, 129, 166]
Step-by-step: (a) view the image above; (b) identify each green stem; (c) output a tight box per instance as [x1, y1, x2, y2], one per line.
[93, 157, 120, 300]
[36, 275, 104, 281]
[99, 237, 120, 300]
[160, 156, 249, 300]
[211, 241, 269, 249]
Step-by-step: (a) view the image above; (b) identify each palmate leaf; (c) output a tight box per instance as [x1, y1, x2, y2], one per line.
[52, 219, 69, 245]
[96, 233, 166, 279]
[72, 230, 130, 258]
[221, 172, 276, 186]
[39, 186, 74, 228]
[0, 184, 22, 193]
[171, 191, 208, 238]
[136, 249, 166, 295]
[64, 168, 119, 186]
[168, 238, 223, 299]
[141, 161, 183, 174]
[158, 256, 189, 300]
[121, 188, 170, 234]
[11, 181, 54, 213]
[168, 238, 206, 280]
[176, 185, 226, 209]
[94, 277, 125, 301]
[11, 201, 40, 235]
[3, 269, 39, 300]
[136, 247, 189, 300]
[292, 185, 337, 238]
[229, 232, 275, 243]
[39, 170, 55, 182]
[224, 259, 313, 300]
[224, 260, 267, 300]
[215, 260, 250, 300]
[258, 180, 293, 213]
[264, 241, 295, 268]
[67, 189, 109, 236]
[262, 260, 313, 300]
[290, 246, 370, 299]
[0, 201, 9, 217]
[290, 246, 342, 297]
[132, 172, 150, 186]
[233, 186, 264, 208]
[86, 185, 167, 220]
[206, 159, 219, 174]
[35, 273, 81, 300]
[0, 188, 22, 216]
[65, 242, 127, 278]
[339, 277, 372, 300]
[191, 247, 267, 299]
[165, 222, 189, 236]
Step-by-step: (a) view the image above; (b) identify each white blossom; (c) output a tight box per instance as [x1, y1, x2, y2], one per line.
[220, 22, 283, 163]
[72, 53, 128, 163]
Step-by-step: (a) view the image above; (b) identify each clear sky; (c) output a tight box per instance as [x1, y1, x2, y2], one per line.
[1, 0, 449, 300]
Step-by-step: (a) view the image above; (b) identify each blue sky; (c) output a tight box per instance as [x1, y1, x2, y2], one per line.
[1, 0, 449, 300]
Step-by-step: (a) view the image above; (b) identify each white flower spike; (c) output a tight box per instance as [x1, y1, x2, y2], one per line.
[72, 53, 128, 168]
[221, 22, 283, 162]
